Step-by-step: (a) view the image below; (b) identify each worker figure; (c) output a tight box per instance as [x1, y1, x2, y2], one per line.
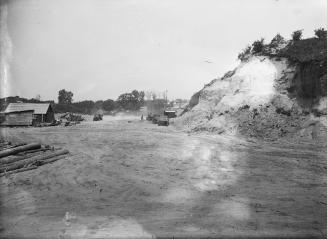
[141, 114, 144, 121]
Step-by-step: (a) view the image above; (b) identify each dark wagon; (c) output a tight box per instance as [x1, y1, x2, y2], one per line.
[157, 115, 169, 126]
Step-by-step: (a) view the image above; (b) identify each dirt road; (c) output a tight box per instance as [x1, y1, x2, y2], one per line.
[1, 116, 327, 238]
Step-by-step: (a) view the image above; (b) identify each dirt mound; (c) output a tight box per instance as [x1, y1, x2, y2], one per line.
[175, 55, 327, 140]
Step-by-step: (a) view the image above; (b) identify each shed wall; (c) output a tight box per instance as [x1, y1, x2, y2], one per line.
[45, 106, 55, 122]
[1, 111, 33, 126]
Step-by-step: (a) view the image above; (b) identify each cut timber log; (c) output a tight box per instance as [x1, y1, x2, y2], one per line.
[20, 147, 52, 154]
[0, 153, 38, 166]
[0, 149, 69, 173]
[0, 143, 41, 158]
[0, 166, 38, 177]
[7, 143, 27, 149]
[0, 143, 27, 151]
[39, 155, 67, 165]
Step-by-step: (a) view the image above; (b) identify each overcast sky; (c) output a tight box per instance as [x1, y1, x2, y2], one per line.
[1, 0, 327, 102]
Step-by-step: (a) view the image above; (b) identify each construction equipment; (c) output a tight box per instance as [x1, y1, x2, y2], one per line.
[152, 114, 160, 124]
[164, 110, 177, 118]
[157, 115, 169, 126]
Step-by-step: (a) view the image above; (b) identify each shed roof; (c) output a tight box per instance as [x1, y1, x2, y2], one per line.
[4, 103, 51, 114]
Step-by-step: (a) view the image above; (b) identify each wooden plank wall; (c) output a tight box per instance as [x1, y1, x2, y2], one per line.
[1, 111, 33, 126]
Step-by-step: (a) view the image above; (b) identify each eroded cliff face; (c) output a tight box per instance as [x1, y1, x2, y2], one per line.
[176, 56, 327, 140]
[289, 60, 327, 113]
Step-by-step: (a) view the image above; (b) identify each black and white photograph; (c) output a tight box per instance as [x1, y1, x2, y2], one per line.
[1, 0, 327, 238]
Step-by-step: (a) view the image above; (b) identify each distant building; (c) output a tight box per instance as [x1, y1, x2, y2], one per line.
[1, 103, 55, 126]
[164, 110, 177, 118]
[146, 99, 166, 115]
[171, 99, 188, 110]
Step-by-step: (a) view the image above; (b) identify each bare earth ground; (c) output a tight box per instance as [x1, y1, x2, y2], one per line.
[1, 116, 327, 238]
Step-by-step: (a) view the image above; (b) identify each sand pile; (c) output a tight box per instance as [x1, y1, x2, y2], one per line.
[175, 56, 327, 140]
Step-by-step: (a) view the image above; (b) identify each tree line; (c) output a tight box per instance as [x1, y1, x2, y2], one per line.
[54, 89, 145, 114]
[0, 89, 177, 115]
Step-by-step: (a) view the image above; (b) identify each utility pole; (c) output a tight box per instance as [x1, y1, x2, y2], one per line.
[165, 90, 168, 110]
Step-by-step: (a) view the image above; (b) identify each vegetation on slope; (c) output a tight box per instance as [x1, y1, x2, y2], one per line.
[238, 28, 327, 63]
[281, 38, 327, 62]
[180, 28, 327, 140]
[237, 28, 327, 102]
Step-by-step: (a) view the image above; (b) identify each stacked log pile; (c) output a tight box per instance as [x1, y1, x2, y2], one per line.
[60, 113, 84, 122]
[59, 113, 84, 127]
[0, 140, 69, 177]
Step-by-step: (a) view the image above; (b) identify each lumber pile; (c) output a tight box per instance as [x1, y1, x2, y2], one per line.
[58, 113, 84, 127]
[64, 121, 80, 127]
[60, 113, 84, 122]
[0, 143, 41, 158]
[34, 120, 61, 127]
[0, 140, 69, 177]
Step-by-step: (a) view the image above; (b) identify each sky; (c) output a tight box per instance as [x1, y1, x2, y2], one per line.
[1, 0, 327, 102]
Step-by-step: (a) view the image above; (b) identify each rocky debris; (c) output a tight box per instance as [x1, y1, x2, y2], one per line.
[235, 101, 305, 140]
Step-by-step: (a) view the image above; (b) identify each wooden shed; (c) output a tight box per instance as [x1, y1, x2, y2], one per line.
[2, 103, 55, 126]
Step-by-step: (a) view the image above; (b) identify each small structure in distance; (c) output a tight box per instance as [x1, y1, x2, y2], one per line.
[0, 103, 55, 126]
[164, 110, 177, 118]
[93, 109, 103, 121]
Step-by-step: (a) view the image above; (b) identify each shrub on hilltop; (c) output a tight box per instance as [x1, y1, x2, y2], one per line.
[237, 28, 327, 62]
[238, 45, 252, 61]
[314, 28, 327, 39]
[252, 38, 265, 54]
[291, 30, 303, 41]
[269, 33, 286, 48]
[238, 39, 265, 62]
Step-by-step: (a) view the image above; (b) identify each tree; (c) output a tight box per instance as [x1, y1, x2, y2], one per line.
[270, 33, 286, 47]
[70, 100, 94, 114]
[58, 89, 73, 104]
[291, 30, 303, 41]
[137, 90, 145, 107]
[94, 100, 103, 109]
[314, 28, 327, 39]
[102, 99, 116, 111]
[238, 45, 251, 61]
[152, 92, 157, 100]
[116, 93, 134, 110]
[116, 90, 145, 111]
[34, 94, 41, 101]
[252, 38, 264, 53]
[131, 90, 140, 101]
[145, 91, 153, 101]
